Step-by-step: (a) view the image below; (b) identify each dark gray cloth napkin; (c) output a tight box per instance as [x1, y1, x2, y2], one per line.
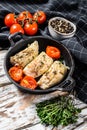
[0, 0, 87, 103]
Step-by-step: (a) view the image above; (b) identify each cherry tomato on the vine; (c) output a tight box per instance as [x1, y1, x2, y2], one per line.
[4, 13, 17, 27]
[24, 21, 38, 35]
[5, 10, 47, 36]
[10, 23, 24, 34]
[33, 11, 46, 24]
[18, 11, 33, 20]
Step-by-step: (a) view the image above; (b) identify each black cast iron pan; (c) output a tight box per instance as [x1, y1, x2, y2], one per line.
[4, 32, 75, 94]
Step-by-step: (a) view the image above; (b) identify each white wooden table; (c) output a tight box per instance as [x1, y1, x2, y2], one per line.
[0, 50, 87, 130]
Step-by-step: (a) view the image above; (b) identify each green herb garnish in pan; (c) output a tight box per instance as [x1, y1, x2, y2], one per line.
[36, 96, 81, 126]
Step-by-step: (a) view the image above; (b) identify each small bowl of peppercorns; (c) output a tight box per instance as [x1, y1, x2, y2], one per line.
[48, 17, 76, 40]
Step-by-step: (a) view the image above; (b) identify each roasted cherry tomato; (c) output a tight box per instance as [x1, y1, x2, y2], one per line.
[4, 13, 17, 27]
[10, 23, 24, 34]
[20, 76, 37, 90]
[46, 46, 61, 59]
[24, 21, 38, 35]
[9, 66, 23, 82]
[33, 11, 46, 24]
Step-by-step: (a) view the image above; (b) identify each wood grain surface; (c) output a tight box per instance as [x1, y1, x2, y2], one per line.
[0, 50, 87, 130]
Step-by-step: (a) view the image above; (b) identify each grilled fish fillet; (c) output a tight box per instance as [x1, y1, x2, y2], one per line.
[10, 41, 39, 68]
[38, 61, 68, 89]
[23, 52, 53, 78]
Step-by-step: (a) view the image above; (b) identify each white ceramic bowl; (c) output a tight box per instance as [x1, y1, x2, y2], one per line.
[48, 17, 76, 40]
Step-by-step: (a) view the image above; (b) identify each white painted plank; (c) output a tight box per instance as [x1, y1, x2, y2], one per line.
[0, 50, 7, 58]
[74, 123, 87, 130]
[21, 124, 53, 130]
[0, 75, 11, 85]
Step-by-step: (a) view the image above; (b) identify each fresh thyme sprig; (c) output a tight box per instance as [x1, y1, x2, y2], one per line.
[36, 96, 81, 126]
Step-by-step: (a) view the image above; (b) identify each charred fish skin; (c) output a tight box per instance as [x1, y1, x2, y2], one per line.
[23, 52, 53, 78]
[10, 41, 39, 68]
[38, 61, 68, 89]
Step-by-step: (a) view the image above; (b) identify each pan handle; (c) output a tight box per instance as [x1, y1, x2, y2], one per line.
[8, 32, 27, 47]
[51, 77, 75, 92]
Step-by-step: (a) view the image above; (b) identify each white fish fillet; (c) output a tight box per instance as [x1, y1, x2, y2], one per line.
[38, 61, 68, 89]
[10, 41, 39, 68]
[23, 52, 53, 78]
